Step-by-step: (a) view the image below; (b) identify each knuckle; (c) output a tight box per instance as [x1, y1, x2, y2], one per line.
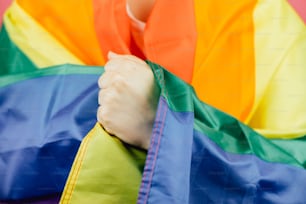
[104, 60, 121, 72]
[98, 110, 115, 135]
[99, 89, 117, 106]
[98, 75, 104, 88]
[103, 94, 113, 105]
[104, 60, 115, 71]
[113, 74, 123, 83]
[103, 125, 114, 135]
[98, 89, 104, 105]
[98, 72, 113, 89]
[97, 106, 104, 123]
[97, 107, 111, 124]
[112, 75, 126, 90]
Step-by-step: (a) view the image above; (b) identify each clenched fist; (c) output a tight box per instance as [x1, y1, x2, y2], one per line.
[97, 52, 160, 150]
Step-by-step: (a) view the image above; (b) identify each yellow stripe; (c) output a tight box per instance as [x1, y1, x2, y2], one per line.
[4, 1, 83, 68]
[60, 124, 95, 204]
[248, 0, 306, 139]
[60, 123, 145, 203]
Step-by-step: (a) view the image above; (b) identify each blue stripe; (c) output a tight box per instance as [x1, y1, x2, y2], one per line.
[191, 130, 306, 203]
[0, 74, 99, 200]
[138, 97, 306, 203]
[138, 97, 194, 203]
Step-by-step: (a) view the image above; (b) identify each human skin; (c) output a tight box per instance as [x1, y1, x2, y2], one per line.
[126, 0, 155, 22]
[97, 0, 158, 150]
[97, 52, 160, 150]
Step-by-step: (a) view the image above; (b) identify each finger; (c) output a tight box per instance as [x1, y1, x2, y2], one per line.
[97, 105, 115, 135]
[108, 51, 144, 64]
[108, 51, 121, 59]
[104, 58, 123, 72]
[106, 52, 147, 71]
[97, 105, 103, 123]
[98, 72, 109, 89]
[98, 89, 107, 105]
[105, 58, 148, 74]
[97, 106, 109, 130]
[97, 88, 118, 106]
[98, 71, 120, 89]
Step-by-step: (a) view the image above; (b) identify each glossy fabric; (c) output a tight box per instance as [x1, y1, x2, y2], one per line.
[59, 62, 306, 203]
[139, 99, 306, 203]
[60, 124, 146, 204]
[0, 0, 306, 203]
[0, 67, 101, 200]
[3, 0, 306, 139]
[16, 0, 104, 65]
[138, 63, 306, 203]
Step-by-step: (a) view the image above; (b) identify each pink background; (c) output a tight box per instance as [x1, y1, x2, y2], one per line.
[288, 0, 306, 24]
[0, 0, 12, 26]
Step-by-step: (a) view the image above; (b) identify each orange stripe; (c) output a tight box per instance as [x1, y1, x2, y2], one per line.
[144, 0, 197, 83]
[192, 0, 257, 121]
[93, 0, 197, 83]
[93, 0, 132, 58]
[17, 0, 105, 65]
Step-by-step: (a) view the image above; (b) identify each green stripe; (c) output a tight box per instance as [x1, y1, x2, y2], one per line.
[0, 24, 104, 87]
[149, 62, 306, 169]
[0, 65, 103, 88]
[271, 137, 306, 167]
[0, 25, 36, 75]
[1, 27, 305, 170]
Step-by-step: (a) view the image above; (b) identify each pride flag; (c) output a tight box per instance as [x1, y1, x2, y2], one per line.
[1, 0, 306, 203]
[60, 62, 306, 203]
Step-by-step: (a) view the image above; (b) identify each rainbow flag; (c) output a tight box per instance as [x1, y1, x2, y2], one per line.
[1, 0, 306, 203]
[60, 62, 306, 203]
[0, 34, 99, 203]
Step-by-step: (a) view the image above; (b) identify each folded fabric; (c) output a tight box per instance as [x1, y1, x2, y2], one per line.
[3, 0, 306, 139]
[0, 18, 102, 201]
[136, 63, 306, 203]
[61, 62, 306, 203]
[1, 0, 306, 203]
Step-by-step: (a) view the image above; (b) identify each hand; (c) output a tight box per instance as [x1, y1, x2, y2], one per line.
[97, 52, 160, 150]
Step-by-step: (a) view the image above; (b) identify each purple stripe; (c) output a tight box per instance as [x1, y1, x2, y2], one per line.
[137, 98, 168, 204]
[137, 97, 306, 203]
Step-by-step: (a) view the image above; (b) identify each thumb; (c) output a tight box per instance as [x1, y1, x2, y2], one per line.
[108, 51, 121, 59]
[105, 51, 125, 72]
[108, 51, 146, 64]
